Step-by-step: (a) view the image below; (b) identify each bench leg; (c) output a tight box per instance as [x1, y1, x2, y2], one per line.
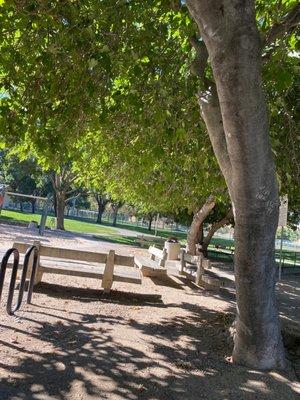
[195, 257, 204, 286]
[34, 269, 43, 285]
[101, 250, 115, 294]
[179, 249, 186, 275]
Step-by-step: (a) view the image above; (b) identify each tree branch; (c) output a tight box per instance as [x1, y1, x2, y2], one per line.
[203, 207, 233, 247]
[187, 196, 216, 255]
[198, 84, 233, 193]
[66, 192, 81, 202]
[189, 35, 209, 81]
[264, 3, 300, 47]
[189, 35, 233, 193]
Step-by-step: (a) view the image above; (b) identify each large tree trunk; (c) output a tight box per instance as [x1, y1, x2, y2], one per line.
[186, 0, 286, 369]
[112, 211, 117, 227]
[148, 214, 154, 231]
[50, 170, 77, 231]
[111, 201, 123, 227]
[94, 194, 109, 224]
[202, 208, 233, 256]
[97, 205, 104, 224]
[186, 196, 215, 255]
[53, 191, 57, 217]
[56, 192, 65, 230]
[31, 200, 36, 214]
[96, 200, 106, 224]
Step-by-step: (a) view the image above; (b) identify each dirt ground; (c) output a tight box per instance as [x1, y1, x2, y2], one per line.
[0, 224, 299, 400]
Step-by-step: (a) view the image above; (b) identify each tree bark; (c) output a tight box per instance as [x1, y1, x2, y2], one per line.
[186, 196, 215, 255]
[94, 194, 109, 224]
[53, 191, 57, 217]
[56, 192, 65, 230]
[202, 208, 233, 256]
[97, 206, 104, 224]
[186, 0, 286, 369]
[50, 170, 78, 231]
[112, 211, 117, 227]
[31, 200, 36, 214]
[111, 201, 123, 227]
[148, 213, 154, 231]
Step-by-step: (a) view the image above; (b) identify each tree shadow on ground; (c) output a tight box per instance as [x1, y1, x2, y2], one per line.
[149, 275, 184, 289]
[0, 300, 298, 400]
[33, 283, 165, 307]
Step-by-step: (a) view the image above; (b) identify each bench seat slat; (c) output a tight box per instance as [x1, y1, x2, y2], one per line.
[134, 256, 167, 277]
[148, 246, 164, 259]
[135, 256, 158, 269]
[40, 264, 104, 279]
[40, 246, 106, 263]
[114, 254, 134, 267]
[11, 241, 141, 287]
[40, 264, 141, 284]
[13, 242, 107, 263]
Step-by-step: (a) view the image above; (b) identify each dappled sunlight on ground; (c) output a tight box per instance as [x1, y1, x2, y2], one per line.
[0, 224, 299, 399]
[0, 272, 299, 400]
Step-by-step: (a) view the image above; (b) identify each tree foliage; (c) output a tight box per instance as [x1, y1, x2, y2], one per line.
[0, 0, 298, 218]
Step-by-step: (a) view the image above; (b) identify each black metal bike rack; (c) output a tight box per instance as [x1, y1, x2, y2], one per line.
[0, 246, 39, 315]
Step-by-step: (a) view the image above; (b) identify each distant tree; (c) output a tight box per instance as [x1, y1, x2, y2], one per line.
[110, 200, 124, 227]
[93, 192, 110, 224]
[0, 153, 41, 213]
[49, 166, 80, 230]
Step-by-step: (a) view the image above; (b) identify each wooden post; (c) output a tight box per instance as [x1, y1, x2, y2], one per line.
[33, 240, 43, 284]
[102, 250, 115, 294]
[179, 249, 186, 275]
[25, 241, 43, 285]
[195, 254, 203, 286]
[202, 258, 211, 270]
[150, 246, 156, 261]
[159, 248, 167, 267]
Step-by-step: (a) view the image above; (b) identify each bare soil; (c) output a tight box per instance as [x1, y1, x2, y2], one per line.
[0, 224, 299, 400]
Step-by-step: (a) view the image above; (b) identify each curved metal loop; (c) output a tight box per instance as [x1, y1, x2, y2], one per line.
[0, 248, 19, 304]
[26, 246, 39, 305]
[6, 245, 39, 315]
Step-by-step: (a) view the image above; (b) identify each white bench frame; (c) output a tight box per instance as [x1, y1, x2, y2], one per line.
[134, 246, 167, 277]
[12, 241, 141, 294]
[179, 249, 220, 290]
[148, 246, 167, 267]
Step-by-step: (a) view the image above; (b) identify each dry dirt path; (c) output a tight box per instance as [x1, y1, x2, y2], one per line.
[0, 224, 146, 257]
[0, 224, 299, 400]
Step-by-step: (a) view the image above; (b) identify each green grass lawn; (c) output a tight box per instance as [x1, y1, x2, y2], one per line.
[210, 237, 234, 249]
[92, 235, 142, 247]
[99, 219, 188, 241]
[0, 209, 186, 239]
[1, 209, 298, 266]
[0, 210, 116, 235]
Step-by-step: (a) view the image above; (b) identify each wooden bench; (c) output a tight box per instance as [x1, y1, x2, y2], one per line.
[12, 241, 141, 294]
[134, 246, 167, 277]
[180, 249, 221, 291]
